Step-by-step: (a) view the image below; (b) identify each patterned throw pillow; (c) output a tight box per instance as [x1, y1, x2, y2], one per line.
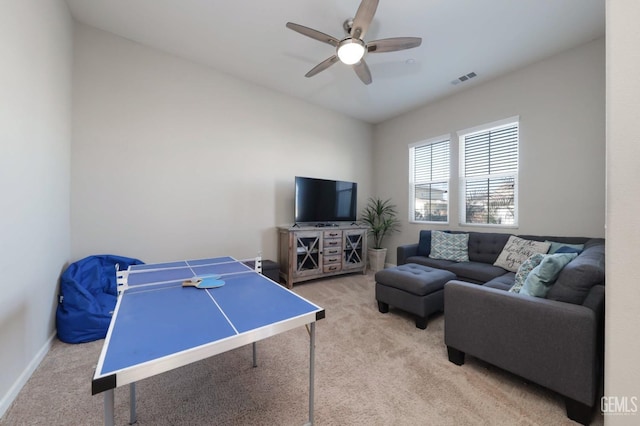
[429, 231, 469, 262]
[520, 252, 578, 298]
[509, 253, 545, 293]
[493, 236, 551, 273]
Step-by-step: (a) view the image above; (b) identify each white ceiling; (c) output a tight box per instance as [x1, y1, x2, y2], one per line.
[63, 0, 605, 124]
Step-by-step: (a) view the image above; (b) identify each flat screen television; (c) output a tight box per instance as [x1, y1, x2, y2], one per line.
[295, 176, 358, 224]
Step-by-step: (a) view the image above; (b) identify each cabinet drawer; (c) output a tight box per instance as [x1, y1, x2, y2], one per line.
[323, 255, 341, 265]
[323, 238, 342, 249]
[323, 263, 342, 273]
[323, 230, 343, 239]
[323, 246, 342, 256]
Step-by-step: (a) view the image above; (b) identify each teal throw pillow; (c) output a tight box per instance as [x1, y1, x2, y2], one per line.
[509, 253, 545, 293]
[429, 231, 469, 262]
[520, 252, 578, 298]
[545, 240, 584, 254]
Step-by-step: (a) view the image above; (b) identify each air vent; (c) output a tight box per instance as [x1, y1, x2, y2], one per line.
[451, 72, 478, 85]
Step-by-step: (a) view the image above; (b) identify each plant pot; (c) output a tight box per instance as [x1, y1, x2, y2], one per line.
[368, 247, 387, 272]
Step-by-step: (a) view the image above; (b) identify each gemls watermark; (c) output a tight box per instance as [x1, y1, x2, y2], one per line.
[601, 396, 638, 415]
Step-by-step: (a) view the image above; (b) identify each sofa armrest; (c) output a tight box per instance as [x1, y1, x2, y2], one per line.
[444, 280, 601, 407]
[397, 243, 419, 265]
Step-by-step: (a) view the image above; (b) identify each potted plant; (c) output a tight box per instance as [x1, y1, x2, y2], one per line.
[361, 197, 400, 272]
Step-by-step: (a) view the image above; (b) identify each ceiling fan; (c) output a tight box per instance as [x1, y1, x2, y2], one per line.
[286, 0, 422, 85]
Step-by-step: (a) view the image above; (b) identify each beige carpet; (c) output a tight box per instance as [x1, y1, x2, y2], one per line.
[1, 272, 603, 425]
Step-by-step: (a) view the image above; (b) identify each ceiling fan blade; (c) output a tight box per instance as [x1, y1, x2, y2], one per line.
[286, 22, 339, 47]
[352, 59, 372, 85]
[305, 55, 340, 78]
[351, 0, 379, 40]
[367, 37, 422, 53]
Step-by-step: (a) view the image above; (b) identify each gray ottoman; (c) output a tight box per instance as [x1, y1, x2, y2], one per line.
[375, 263, 456, 329]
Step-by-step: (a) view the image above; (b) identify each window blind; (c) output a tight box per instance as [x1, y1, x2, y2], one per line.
[461, 122, 518, 225]
[410, 139, 450, 222]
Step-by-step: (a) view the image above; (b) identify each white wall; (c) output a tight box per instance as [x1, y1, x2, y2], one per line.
[0, 0, 72, 417]
[71, 24, 373, 264]
[605, 2, 640, 424]
[374, 38, 605, 264]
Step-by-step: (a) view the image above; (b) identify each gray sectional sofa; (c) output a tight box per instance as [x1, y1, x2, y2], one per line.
[396, 230, 605, 425]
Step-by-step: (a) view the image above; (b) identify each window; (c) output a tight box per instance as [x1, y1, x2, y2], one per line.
[459, 118, 519, 226]
[409, 137, 450, 223]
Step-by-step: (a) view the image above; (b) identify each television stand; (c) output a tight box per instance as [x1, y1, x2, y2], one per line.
[278, 224, 368, 288]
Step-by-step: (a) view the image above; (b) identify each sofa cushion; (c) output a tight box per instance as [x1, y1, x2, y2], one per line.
[509, 253, 546, 293]
[417, 230, 431, 257]
[484, 272, 515, 290]
[584, 238, 605, 250]
[467, 232, 511, 264]
[517, 235, 590, 245]
[406, 256, 456, 270]
[546, 243, 605, 304]
[520, 253, 578, 298]
[493, 236, 551, 272]
[430, 231, 469, 262]
[445, 261, 508, 284]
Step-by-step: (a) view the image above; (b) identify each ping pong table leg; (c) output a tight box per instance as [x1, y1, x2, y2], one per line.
[129, 382, 137, 424]
[252, 342, 257, 368]
[307, 321, 316, 426]
[104, 389, 115, 426]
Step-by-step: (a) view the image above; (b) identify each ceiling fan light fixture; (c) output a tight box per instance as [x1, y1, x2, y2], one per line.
[286, 0, 421, 85]
[337, 38, 366, 64]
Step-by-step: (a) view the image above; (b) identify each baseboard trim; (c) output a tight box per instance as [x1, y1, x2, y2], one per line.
[0, 332, 55, 419]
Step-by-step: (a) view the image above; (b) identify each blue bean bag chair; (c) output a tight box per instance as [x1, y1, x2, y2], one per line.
[56, 254, 144, 343]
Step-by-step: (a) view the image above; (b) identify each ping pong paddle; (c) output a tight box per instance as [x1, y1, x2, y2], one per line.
[182, 275, 225, 289]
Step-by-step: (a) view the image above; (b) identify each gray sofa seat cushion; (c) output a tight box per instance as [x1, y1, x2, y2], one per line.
[546, 242, 605, 305]
[484, 272, 516, 291]
[445, 261, 508, 284]
[405, 256, 456, 270]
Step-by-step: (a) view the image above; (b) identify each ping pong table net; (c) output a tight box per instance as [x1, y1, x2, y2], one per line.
[113, 255, 264, 295]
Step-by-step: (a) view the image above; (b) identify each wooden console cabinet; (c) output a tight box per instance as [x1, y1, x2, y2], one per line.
[278, 225, 368, 288]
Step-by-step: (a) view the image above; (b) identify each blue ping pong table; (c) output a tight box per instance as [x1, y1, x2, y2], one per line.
[91, 256, 325, 425]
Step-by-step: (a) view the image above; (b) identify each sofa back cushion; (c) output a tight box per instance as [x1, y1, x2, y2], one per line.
[517, 235, 590, 245]
[467, 232, 512, 264]
[546, 241, 605, 304]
